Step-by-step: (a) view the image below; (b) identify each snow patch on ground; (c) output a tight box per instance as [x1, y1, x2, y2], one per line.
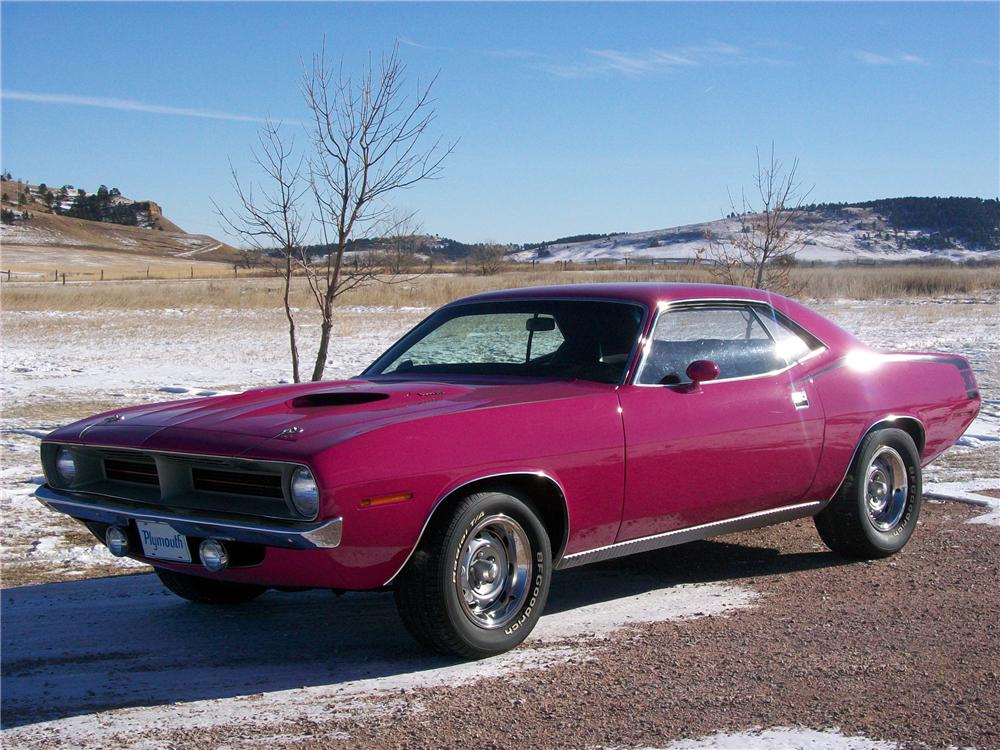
[157, 384, 237, 397]
[957, 398, 1000, 448]
[0, 572, 754, 746]
[621, 726, 898, 749]
[534, 581, 756, 641]
[924, 478, 1000, 526]
[0, 223, 87, 246]
[2, 645, 580, 748]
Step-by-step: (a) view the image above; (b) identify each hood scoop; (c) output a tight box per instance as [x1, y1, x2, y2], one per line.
[290, 392, 390, 409]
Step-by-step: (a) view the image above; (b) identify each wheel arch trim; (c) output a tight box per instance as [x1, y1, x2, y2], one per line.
[829, 414, 926, 501]
[382, 470, 570, 587]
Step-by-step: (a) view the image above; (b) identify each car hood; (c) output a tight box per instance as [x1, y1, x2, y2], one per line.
[47, 378, 611, 458]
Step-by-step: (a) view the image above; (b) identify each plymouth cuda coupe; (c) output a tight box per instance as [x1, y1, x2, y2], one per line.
[36, 284, 980, 657]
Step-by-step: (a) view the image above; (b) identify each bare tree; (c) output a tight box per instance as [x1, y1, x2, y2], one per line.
[218, 45, 452, 383]
[470, 243, 508, 275]
[215, 120, 309, 382]
[302, 43, 454, 381]
[705, 146, 813, 295]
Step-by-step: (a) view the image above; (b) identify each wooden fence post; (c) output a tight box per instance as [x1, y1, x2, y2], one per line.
[61, 273, 66, 285]
[54, 270, 59, 282]
[190, 266, 194, 279]
[100, 269, 104, 281]
[146, 267, 150, 279]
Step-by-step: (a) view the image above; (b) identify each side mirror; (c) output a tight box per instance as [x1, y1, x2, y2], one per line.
[685, 359, 720, 384]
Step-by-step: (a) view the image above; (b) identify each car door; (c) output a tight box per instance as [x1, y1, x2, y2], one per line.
[615, 301, 825, 542]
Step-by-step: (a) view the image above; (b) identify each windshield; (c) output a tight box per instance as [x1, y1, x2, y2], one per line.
[364, 299, 645, 384]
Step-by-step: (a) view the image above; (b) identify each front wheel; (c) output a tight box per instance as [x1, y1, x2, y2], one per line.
[155, 568, 268, 604]
[394, 489, 552, 658]
[814, 427, 922, 559]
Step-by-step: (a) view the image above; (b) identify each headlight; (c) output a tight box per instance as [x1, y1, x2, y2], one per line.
[290, 467, 319, 518]
[55, 447, 78, 484]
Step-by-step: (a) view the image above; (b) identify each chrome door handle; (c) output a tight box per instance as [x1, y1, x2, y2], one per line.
[791, 391, 810, 409]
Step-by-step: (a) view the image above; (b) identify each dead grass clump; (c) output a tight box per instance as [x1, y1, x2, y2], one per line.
[2, 264, 997, 312]
[796, 266, 1000, 300]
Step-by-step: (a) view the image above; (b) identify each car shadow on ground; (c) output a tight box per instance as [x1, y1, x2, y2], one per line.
[1, 530, 848, 729]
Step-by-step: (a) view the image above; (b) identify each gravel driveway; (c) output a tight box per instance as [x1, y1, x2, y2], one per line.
[3, 500, 997, 750]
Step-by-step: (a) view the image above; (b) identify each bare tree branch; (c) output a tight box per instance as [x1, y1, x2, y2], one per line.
[704, 144, 814, 295]
[219, 45, 453, 383]
[300, 42, 454, 381]
[214, 120, 308, 382]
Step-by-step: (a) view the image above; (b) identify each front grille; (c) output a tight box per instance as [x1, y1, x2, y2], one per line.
[191, 468, 283, 498]
[104, 458, 159, 486]
[49, 446, 302, 521]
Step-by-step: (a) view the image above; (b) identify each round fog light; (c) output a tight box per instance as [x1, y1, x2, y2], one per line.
[105, 526, 129, 557]
[199, 539, 229, 572]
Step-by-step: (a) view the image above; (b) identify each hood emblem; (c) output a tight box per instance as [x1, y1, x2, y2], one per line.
[80, 413, 125, 437]
[277, 425, 305, 440]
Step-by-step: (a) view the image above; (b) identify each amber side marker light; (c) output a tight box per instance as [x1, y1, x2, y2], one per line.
[360, 492, 414, 508]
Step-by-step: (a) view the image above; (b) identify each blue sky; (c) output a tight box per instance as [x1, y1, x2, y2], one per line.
[2, 2, 998, 244]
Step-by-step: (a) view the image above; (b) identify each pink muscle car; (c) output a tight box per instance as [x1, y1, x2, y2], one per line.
[36, 283, 980, 657]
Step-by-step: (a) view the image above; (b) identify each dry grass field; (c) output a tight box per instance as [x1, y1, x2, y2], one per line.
[0, 244, 236, 280]
[4, 263, 1000, 312]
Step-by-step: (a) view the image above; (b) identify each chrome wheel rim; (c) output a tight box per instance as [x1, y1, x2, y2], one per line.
[864, 446, 909, 532]
[456, 514, 531, 630]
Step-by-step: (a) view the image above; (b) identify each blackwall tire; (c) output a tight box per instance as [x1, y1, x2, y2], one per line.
[814, 427, 922, 559]
[155, 567, 268, 604]
[394, 489, 552, 659]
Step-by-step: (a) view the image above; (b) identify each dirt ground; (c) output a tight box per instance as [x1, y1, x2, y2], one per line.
[255, 503, 1000, 750]
[2, 501, 997, 749]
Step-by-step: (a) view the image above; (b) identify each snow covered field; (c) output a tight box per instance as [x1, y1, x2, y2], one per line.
[511, 213, 1000, 265]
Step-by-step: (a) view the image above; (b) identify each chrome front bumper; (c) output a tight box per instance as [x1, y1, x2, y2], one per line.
[34, 485, 343, 549]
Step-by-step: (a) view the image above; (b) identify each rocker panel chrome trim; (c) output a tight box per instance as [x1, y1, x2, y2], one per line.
[555, 500, 825, 570]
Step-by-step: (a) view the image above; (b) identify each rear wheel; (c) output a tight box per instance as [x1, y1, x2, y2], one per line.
[814, 427, 922, 559]
[155, 568, 267, 604]
[394, 489, 552, 658]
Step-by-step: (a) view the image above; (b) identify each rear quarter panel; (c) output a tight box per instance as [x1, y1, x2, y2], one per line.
[805, 353, 980, 501]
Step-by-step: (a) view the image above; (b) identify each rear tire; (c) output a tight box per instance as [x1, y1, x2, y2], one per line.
[155, 568, 267, 604]
[814, 427, 921, 559]
[394, 489, 552, 658]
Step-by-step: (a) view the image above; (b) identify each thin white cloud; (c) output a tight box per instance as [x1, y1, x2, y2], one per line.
[852, 49, 928, 66]
[397, 36, 434, 51]
[532, 41, 786, 79]
[483, 48, 544, 60]
[1, 89, 295, 124]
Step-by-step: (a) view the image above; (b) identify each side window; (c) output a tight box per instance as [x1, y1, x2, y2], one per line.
[755, 312, 815, 365]
[636, 304, 814, 385]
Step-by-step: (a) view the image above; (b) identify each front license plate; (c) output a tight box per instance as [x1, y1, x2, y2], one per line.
[136, 520, 192, 562]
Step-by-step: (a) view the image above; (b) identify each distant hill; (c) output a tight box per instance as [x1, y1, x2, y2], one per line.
[0, 177, 238, 263]
[513, 197, 1000, 265]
